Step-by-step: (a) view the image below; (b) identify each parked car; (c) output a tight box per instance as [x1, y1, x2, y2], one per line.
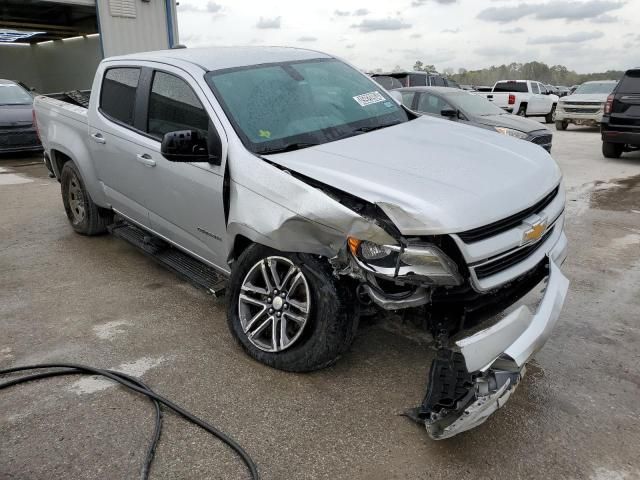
[34, 46, 568, 439]
[0, 79, 42, 154]
[556, 86, 571, 97]
[395, 86, 553, 151]
[476, 80, 559, 123]
[601, 68, 640, 158]
[569, 84, 580, 94]
[371, 71, 460, 89]
[555, 80, 618, 130]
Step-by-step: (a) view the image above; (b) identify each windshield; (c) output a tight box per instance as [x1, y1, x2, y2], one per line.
[574, 82, 617, 95]
[205, 59, 409, 154]
[0, 84, 33, 105]
[446, 91, 506, 116]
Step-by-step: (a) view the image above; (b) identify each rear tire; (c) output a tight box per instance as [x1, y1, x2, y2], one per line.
[516, 104, 527, 117]
[555, 120, 568, 131]
[602, 142, 623, 159]
[227, 244, 359, 372]
[545, 105, 556, 124]
[60, 162, 113, 235]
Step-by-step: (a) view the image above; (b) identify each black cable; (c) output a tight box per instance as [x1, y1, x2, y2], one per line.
[0, 363, 259, 480]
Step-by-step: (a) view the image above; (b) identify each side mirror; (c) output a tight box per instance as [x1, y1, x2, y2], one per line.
[160, 124, 222, 166]
[440, 108, 458, 119]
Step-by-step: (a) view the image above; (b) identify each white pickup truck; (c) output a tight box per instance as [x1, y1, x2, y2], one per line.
[478, 80, 559, 123]
[33, 46, 568, 440]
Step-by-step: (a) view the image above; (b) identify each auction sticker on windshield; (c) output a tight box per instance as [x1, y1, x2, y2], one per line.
[353, 91, 386, 107]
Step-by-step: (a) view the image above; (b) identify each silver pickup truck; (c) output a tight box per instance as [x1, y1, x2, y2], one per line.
[34, 46, 569, 439]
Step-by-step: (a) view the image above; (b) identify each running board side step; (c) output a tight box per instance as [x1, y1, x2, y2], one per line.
[108, 221, 227, 296]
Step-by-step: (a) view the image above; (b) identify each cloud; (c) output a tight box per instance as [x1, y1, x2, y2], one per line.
[410, 33, 422, 38]
[478, 0, 625, 23]
[206, 1, 222, 13]
[256, 16, 281, 29]
[354, 8, 370, 16]
[334, 9, 350, 16]
[474, 46, 519, 57]
[527, 31, 604, 44]
[352, 18, 412, 32]
[591, 13, 617, 22]
[500, 27, 525, 33]
[345, 44, 356, 49]
[412, 0, 458, 5]
[441, 28, 460, 33]
[335, 8, 370, 16]
[298, 36, 317, 42]
[178, 1, 223, 13]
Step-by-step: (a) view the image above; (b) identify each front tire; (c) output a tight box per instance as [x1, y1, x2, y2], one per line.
[227, 244, 359, 372]
[555, 120, 568, 131]
[545, 105, 557, 124]
[602, 142, 623, 159]
[60, 162, 113, 235]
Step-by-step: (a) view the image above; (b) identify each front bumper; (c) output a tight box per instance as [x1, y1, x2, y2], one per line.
[423, 257, 569, 439]
[0, 128, 41, 154]
[555, 106, 604, 125]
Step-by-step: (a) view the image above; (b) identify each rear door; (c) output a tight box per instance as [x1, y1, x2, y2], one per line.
[88, 66, 151, 227]
[611, 70, 640, 128]
[131, 65, 229, 268]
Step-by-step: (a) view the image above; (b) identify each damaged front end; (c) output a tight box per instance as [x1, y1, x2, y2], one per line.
[406, 258, 569, 439]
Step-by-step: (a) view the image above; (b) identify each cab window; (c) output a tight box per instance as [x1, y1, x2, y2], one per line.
[416, 93, 452, 115]
[147, 71, 209, 141]
[100, 68, 140, 126]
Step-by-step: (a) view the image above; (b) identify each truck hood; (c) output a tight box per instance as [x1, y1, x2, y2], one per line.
[561, 93, 608, 103]
[0, 104, 33, 127]
[264, 116, 562, 236]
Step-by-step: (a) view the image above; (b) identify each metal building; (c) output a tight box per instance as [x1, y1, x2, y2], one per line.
[0, 0, 179, 92]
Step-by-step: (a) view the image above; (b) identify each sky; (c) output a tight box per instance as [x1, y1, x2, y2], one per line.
[175, 0, 640, 74]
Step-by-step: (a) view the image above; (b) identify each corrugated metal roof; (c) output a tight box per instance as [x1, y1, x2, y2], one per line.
[106, 46, 332, 72]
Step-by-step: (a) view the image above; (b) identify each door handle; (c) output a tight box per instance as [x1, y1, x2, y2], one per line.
[91, 132, 106, 144]
[136, 153, 156, 167]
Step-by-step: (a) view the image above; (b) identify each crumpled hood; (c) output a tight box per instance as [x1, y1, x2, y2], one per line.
[265, 116, 562, 235]
[0, 104, 33, 127]
[561, 93, 608, 103]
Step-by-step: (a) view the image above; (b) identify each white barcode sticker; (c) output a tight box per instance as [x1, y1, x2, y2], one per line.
[353, 91, 386, 107]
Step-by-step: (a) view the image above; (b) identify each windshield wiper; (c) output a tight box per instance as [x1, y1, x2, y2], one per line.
[257, 142, 320, 155]
[351, 122, 402, 135]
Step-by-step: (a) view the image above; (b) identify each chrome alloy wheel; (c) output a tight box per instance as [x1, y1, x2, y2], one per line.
[68, 173, 86, 225]
[238, 256, 311, 353]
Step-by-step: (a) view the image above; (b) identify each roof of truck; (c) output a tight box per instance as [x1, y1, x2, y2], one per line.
[106, 46, 332, 72]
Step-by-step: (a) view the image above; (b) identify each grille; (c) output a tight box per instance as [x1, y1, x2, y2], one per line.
[457, 186, 559, 243]
[564, 101, 602, 106]
[531, 134, 552, 145]
[0, 130, 38, 147]
[564, 107, 600, 114]
[474, 227, 554, 279]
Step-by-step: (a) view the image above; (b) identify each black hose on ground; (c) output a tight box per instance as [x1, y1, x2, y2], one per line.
[0, 363, 259, 480]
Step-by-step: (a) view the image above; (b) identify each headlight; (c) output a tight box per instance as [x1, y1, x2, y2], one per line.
[495, 127, 528, 140]
[347, 238, 462, 286]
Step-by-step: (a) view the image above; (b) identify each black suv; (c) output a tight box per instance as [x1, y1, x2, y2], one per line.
[601, 68, 640, 158]
[371, 71, 460, 90]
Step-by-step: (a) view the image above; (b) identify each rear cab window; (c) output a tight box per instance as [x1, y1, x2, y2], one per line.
[100, 67, 140, 126]
[493, 81, 528, 93]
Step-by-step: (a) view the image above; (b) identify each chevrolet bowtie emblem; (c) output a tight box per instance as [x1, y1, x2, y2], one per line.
[523, 219, 548, 244]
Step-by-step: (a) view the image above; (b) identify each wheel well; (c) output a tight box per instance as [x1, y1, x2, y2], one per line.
[231, 235, 253, 263]
[51, 150, 72, 178]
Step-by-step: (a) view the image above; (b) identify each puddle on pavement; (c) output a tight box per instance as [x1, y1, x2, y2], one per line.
[590, 174, 640, 211]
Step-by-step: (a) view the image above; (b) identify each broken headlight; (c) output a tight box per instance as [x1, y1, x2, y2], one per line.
[348, 238, 462, 286]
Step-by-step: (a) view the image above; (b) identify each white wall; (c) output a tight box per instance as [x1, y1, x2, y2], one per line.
[0, 36, 101, 93]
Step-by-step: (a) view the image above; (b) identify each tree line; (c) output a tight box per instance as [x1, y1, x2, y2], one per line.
[411, 60, 624, 87]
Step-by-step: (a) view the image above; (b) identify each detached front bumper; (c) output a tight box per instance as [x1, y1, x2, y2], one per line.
[419, 256, 569, 439]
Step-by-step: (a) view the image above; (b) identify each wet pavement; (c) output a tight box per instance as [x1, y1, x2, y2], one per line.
[1, 128, 640, 480]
